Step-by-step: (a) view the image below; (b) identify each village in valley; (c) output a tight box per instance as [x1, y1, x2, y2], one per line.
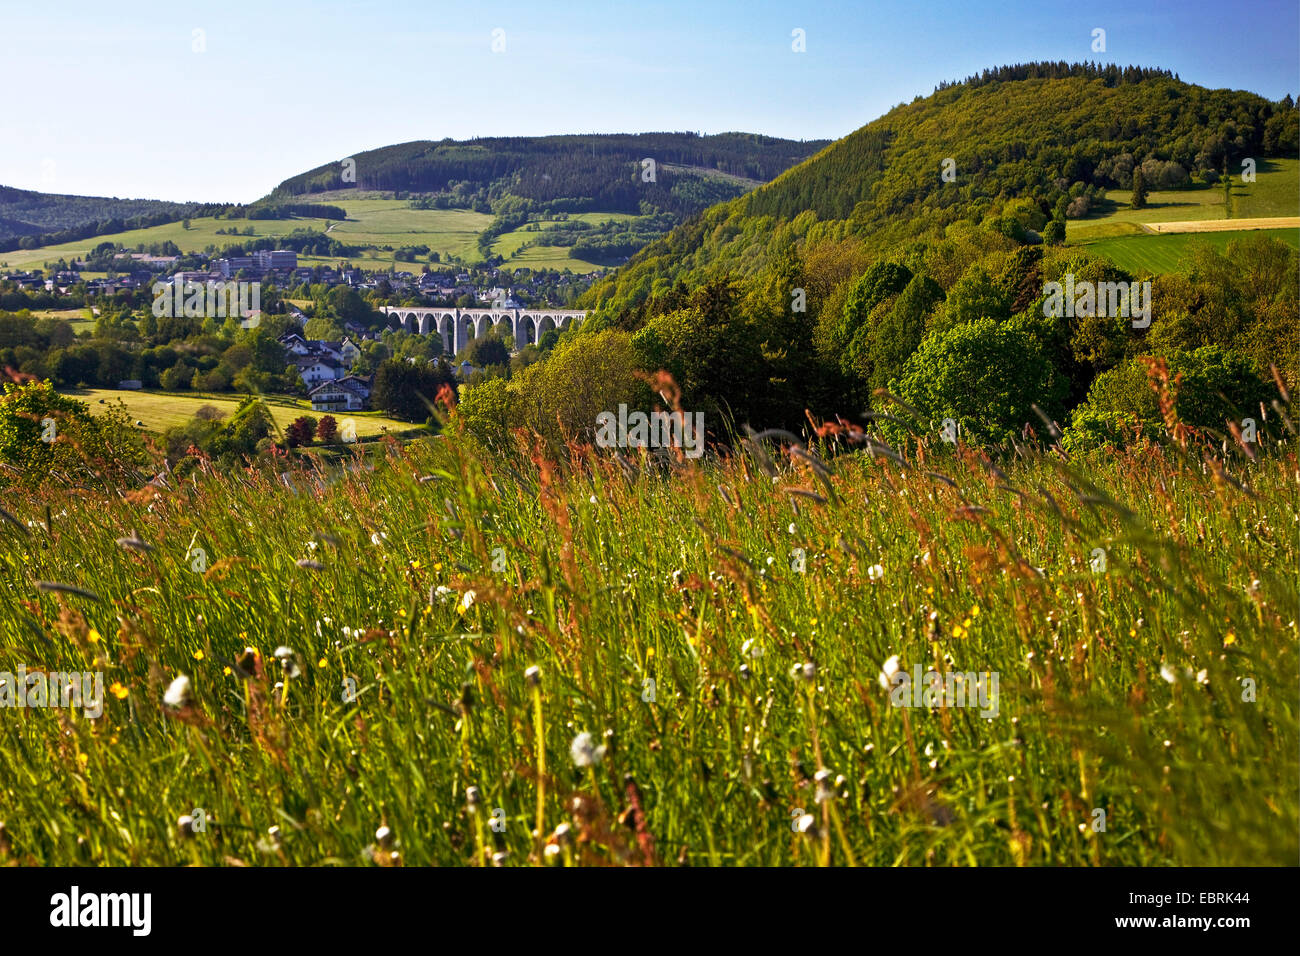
[1, 243, 602, 415]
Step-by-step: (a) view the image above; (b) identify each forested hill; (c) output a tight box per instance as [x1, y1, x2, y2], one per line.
[267, 132, 831, 217]
[0, 185, 217, 244]
[582, 63, 1299, 309]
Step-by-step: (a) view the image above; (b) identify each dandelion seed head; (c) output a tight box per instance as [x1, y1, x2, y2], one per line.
[570, 731, 606, 768]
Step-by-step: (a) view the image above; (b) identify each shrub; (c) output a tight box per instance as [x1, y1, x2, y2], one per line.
[316, 414, 338, 443]
[0, 379, 148, 490]
[160, 360, 191, 390]
[286, 415, 318, 448]
[1062, 346, 1276, 451]
[511, 328, 648, 447]
[454, 377, 516, 449]
[890, 317, 1068, 444]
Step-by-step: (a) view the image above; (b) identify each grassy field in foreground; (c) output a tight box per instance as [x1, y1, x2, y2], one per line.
[65, 388, 417, 437]
[0, 424, 1293, 866]
[1075, 227, 1299, 274]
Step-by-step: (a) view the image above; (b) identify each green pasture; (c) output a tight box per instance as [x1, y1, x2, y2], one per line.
[64, 388, 417, 437]
[1076, 227, 1299, 275]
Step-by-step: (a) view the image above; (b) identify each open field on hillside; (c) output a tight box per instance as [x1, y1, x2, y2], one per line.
[0, 216, 335, 273]
[662, 163, 764, 188]
[487, 241, 596, 272]
[0, 201, 493, 272]
[1066, 158, 1298, 241]
[489, 213, 642, 272]
[1074, 227, 1299, 275]
[1231, 158, 1300, 218]
[319, 200, 492, 263]
[0, 428, 1292, 866]
[0, 200, 647, 275]
[64, 388, 418, 437]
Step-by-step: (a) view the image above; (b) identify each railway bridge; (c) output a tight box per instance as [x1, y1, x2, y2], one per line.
[379, 306, 587, 356]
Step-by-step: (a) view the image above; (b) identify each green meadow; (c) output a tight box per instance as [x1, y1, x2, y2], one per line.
[0, 215, 336, 273]
[64, 388, 416, 438]
[0, 200, 638, 275]
[490, 213, 641, 272]
[1077, 227, 1300, 275]
[1066, 158, 1298, 242]
[1064, 158, 1299, 272]
[0, 417, 1292, 866]
[21, 309, 97, 333]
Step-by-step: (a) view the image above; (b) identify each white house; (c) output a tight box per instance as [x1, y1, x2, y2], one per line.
[279, 332, 313, 356]
[295, 356, 345, 386]
[309, 377, 369, 412]
[339, 337, 362, 366]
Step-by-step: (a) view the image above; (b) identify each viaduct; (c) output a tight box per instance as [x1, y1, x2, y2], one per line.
[379, 306, 588, 356]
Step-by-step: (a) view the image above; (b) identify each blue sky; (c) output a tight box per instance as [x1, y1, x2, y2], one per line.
[1, 0, 1295, 203]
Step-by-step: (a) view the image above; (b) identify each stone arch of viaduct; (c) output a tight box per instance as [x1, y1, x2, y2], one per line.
[379, 306, 588, 357]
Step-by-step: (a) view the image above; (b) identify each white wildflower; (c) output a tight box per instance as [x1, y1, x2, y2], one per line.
[878, 654, 902, 689]
[163, 674, 191, 708]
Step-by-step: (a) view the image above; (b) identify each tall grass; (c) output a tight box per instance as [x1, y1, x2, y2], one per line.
[0, 423, 1294, 866]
